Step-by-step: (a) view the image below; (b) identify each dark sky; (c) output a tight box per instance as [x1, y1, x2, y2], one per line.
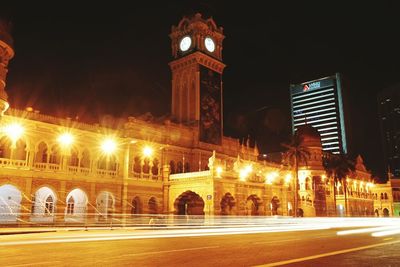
[2, 1, 400, 179]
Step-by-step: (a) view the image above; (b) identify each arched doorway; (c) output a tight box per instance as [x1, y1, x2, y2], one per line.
[65, 188, 88, 222]
[246, 195, 261, 216]
[131, 196, 141, 215]
[375, 209, 379, 217]
[148, 197, 158, 214]
[96, 191, 114, 222]
[297, 208, 304, 217]
[31, 187, 57, 222]
[174, 191, 205, 216]
[383, 208, 390, 217]
[271, 196, 280, 215]
[0, 184, 22, 223]
[220, 193, 235, 215]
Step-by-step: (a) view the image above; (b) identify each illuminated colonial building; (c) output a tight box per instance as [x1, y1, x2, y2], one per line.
[0, 14, 384, 224]
[372, 176, 400, 217]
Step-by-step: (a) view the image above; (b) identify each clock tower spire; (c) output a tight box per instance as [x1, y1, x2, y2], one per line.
[169, 13, 225, 145]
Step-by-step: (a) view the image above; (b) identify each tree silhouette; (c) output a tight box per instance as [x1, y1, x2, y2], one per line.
[282, 134, 310, 217]
[324, 154, 355, 216]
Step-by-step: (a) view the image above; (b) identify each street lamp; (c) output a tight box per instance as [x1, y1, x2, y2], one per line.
[101, 138, 117, 155]
[142, 145, 154, 158]
[216, 166, 223, 177]
[3, 122, 24, 147]
[265, 171, 278, 185]
[239, 164, 252, 181]
[58, 132, 74, 148]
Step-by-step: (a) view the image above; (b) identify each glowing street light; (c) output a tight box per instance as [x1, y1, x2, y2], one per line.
[266, 171, 279, 185]
[3, 122, 24, 144]
[285, 173, 292, 184]
[239, 164, 252, 181]
[101, 138, 117, 155]
[216, 166, 223, 177]
[58, 133, 74, 147]
[142, 146, 154, 158]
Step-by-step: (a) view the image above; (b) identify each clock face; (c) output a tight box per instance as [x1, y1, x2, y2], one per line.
[179, 36, 192, 52]
[204, 37, 215, 52]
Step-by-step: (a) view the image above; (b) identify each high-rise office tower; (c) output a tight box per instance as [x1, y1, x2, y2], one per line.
[378, 85, 400, 178]
[290, 73, 348, 154]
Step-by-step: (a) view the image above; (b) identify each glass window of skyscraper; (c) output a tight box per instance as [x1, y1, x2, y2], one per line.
[378, 85, 400, 178]
[290, 73, 347, 154]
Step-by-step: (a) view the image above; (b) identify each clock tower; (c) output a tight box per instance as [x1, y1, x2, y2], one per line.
[169, 13, 225, 145]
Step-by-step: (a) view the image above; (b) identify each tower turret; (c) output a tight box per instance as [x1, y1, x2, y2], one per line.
[0, 20, 14, 117]
[169, 14, 225, 145]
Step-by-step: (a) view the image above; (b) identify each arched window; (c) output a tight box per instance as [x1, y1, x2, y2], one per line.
[70, 148, 79, 166]
[108, 155, 117, 171]
[152, 159, 159, 175]
[0, 136, 11, 158]
[176, 161, 183, 173]
[133, 156, 141, 173]
[169, 160, 175, 174]
[80, 149, 91, 169]
[49, 145, 60, 164]
[67, 196, 74, 215]
[131, 197, 141, 215]
[36, 142, 48, 163]
[380, 193, 384, 200]
[45, 195, 54, 215]
[97, 156, 107, 170]
[148, 197, 157, 214]
[384, 193, 388, 199]
[184, 162, 190, 173]
[14, 139, 27, 160]
[143, 159, 150, 174]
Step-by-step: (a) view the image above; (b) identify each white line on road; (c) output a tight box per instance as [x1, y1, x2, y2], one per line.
[4, 261, 62, 267]
[104, 245, 220, 260]
[254, 238, 300, 245]
[255, 239, 400, 267]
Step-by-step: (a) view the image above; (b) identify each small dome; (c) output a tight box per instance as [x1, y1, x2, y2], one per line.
[295, 125, 321, 147]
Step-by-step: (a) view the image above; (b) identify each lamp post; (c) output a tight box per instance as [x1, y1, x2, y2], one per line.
[121, 139, 137, 226]
[57, 132, 74, 171]
[3, 122, 24, 160]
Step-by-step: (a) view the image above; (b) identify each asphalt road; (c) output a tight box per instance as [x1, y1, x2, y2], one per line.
[0, 225, 399, 266]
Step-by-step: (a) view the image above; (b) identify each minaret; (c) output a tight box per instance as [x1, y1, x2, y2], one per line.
[0, 20, 14, 117]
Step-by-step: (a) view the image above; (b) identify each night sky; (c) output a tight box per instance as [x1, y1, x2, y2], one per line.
[2, 2, 400, 179]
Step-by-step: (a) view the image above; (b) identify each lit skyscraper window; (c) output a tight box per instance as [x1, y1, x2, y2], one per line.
[290, 73, 348, 154]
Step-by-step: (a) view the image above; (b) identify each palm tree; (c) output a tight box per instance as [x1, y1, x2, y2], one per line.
[323, 154, 355, 216]
[282, 134, 310, 217]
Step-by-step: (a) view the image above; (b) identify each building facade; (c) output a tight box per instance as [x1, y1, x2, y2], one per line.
[0, 14, 383, 225]
[378, 85, 400, 178]
[290, 74, 348, 155]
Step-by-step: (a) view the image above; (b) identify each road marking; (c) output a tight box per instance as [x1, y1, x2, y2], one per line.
[337, 226, 397, 236]
[0, 227, 330, 246]
[254, 238, 300, 244]
[4, 261, 61, 267]
[105, 245, 220, 259]
[255, 239, 400, 267]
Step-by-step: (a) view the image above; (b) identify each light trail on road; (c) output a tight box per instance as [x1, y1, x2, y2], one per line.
[1, 217, 400, 247]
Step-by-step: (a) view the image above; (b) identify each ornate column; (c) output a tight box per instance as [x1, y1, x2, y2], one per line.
[162, 164, 170, 213]
[122, 143, 130, 224]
